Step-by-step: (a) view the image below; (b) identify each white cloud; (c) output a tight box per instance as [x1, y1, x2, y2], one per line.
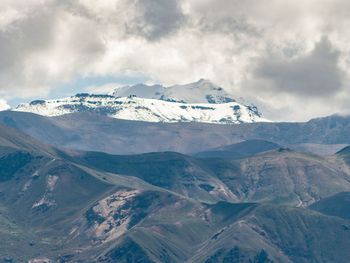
[85, 83, 119, 94]
[0, 99, 10, 111]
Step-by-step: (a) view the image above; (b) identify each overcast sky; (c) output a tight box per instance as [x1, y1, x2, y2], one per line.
[1, 0, 350, 121]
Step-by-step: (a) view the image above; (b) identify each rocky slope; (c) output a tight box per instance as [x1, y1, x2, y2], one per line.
[78, 149, 350, 206]
[1, 125, 350, 262]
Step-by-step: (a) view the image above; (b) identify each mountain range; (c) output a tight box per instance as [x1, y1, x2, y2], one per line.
[1, 121, 350, 262]
[13, 80, 266, 124]
[1, 80, 350, 262]
[0, 110, 349, 155]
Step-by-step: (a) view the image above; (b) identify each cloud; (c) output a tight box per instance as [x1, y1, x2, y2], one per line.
[2, 0, 350, 120]
[254, 37, 344, 97]
[64, 0, 185, 40]
[0, 0, 105, 98]
[0, 99, 10, 111]
[126, 0, 186, 40]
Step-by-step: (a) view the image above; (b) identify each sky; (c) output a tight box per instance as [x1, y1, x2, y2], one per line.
[1, 0, 350, 121]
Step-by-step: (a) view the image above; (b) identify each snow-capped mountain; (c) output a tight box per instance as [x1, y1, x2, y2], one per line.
[14, 93, 267, 124]
[112, 79, 236, 104]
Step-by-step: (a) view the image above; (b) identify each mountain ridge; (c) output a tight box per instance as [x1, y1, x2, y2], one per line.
[1, 123, 350, 262]
[14, 95, 266, 124]
[1, 111, 350, 155]
[12, 80, 267, 124]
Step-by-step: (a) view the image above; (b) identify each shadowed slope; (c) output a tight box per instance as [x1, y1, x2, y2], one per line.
[310, 192, 350, 219]
[194, 139, 282, 159]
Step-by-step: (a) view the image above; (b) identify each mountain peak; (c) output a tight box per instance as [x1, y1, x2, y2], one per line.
[113, 79, 234, 104]
[194, 78, 214, 85]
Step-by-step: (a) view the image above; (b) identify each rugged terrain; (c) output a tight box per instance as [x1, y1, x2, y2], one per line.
[2, 80, 350, 262]
[1, 124, 350, 262]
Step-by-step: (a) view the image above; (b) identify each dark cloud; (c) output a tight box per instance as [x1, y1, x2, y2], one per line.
[197, 17, 261, 40]
[254, 37, 344, 97]
[62, 0, 186, 41]
[127, 0, 186, 40]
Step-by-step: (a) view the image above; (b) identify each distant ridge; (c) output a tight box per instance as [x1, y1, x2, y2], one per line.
[194, 139, 282, 159]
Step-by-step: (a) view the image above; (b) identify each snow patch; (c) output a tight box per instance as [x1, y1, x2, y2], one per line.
[32, 196, 56, 209]
[112, 79, 236, 104]
[28, 257, 52, 263]
[47, 175, 59, 191]
[31, 175, 59, 209]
